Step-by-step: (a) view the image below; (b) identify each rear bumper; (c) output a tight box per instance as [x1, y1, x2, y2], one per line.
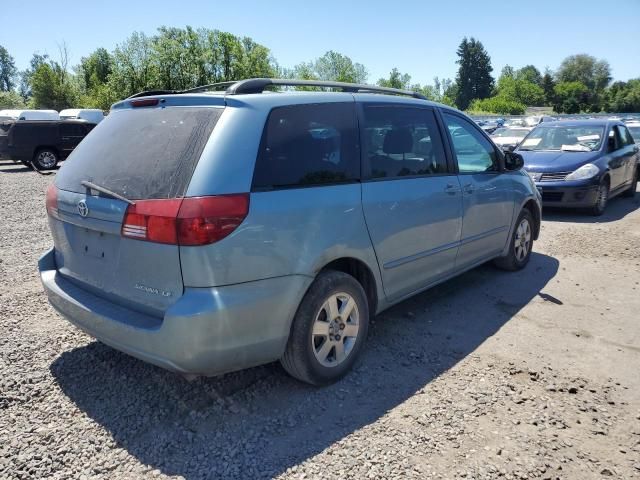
[39, 247, 312, 376]
[536, 181, 599, 208]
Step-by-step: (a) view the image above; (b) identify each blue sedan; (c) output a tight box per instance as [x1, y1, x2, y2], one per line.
[516, 120, 639, 215]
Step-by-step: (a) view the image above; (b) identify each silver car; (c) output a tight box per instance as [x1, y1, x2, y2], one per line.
[39, 79, 541, 385]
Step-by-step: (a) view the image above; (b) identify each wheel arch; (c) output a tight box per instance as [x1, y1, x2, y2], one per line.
[319, 257, 379, 316]
[521, 198, 541, 240]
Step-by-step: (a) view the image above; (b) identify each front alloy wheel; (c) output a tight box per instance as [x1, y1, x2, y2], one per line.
[494, 208, 534, 271]
[514, 218, 532, 263]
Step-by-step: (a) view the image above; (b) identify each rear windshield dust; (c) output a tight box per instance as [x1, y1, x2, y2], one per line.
[55, 106, 222, 200]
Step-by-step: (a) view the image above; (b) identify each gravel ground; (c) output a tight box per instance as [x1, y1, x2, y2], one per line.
[1, 159, 639, 480]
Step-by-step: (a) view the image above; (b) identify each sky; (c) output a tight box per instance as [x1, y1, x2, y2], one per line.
[1, 0, 639, 85]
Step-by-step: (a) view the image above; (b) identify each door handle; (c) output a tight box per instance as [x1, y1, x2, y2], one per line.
[463, 183, 475, 194]
[444, 183, 460, 195]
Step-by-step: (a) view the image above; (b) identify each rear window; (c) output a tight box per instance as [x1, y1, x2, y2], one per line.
[252, 102, 359, 190]
[55, 107, 222, 200]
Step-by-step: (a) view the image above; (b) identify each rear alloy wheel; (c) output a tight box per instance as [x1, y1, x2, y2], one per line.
[590, 178, 609, 216]
[281, 270, 369, 385]
[494, 209, 534, 271]
[33, 149, 58, 170]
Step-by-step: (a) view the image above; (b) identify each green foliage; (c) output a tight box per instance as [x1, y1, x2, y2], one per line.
[496, 73, 544, 106]
[541, 70, 556, 105]
[288, 50, 367, 85]
[468, 96, 526, 115]
[516, 65, 542, 86]
[0, 90, 25, 109]
[30, 61, 80, 110]
[552, 81, 590, 114]
[0, 45, 18, 91]
[454, 37, 494, 110]
[604, 79, 640, 113]
[556, 54, 611, 92]
[378, 68, 412, 89]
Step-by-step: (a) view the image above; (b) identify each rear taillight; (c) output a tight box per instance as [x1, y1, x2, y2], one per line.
[46, 184, 58, 217]
[121, 194, 249, 246]
[130, 98, 159, 107]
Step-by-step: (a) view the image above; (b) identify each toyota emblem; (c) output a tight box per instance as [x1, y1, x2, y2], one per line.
[77, 200, 89, 217]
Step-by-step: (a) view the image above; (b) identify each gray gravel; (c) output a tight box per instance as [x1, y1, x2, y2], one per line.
[1, 159, 639, 479]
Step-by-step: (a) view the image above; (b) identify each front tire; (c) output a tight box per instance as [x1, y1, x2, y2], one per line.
[494, 209, 534, 271]
[33, 149, 58, 170]
[590, 178, 609, 216]
[281, 270, 369, 385]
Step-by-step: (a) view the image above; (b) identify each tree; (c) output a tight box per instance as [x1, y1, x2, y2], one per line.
[378, 68, 412, 90]
[496, 73, 544, 106]
[314, 51, 367, 83]
[19, 53, 49, 102]
[516, 65, 542, 86]
[541, 69, 556, 106]
[454, 37, 494, 110]
[0, 45, 17, 91]
[553, 81, 590, 113]
[556, 54, 610, 111]
[80, 48, 113, 91]
[29, 45, 80, 110]
[0, 90, 25, 109]
[604, 79, 640, 113]
[556, 54, 611, 92]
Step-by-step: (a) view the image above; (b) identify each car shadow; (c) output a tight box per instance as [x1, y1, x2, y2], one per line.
[50, 252, 559, 479]
[542, 189, 640, 224]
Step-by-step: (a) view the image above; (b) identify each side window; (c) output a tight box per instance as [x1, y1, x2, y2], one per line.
[60, 124, 85, 137]
[253, 103, 358, 189]
[617, 126, 633, 147]
[608, 127, 622, 151]
[361, 105, 448, 179]
[443, 113, 498, 173]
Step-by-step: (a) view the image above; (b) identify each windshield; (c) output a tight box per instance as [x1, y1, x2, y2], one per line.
[519, 125, 604, 152]
[491, 128, 528, 138]
[628, 126, 640, 142]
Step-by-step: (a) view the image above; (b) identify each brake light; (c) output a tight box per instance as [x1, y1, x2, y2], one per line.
[130, 98, 159, 107]
[46, 184, 58, 217]
[121, 194, 249, 246]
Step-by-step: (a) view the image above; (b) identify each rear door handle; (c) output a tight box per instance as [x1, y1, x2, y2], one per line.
[444, 183, 460, 195]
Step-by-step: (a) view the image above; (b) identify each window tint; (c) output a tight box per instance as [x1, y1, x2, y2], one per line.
[60, 123, 86, 137]
[617, 126, 633, 146]
[443, 113, 497, 173]
[55, 107, 222, 200]
[253, 103, 359, 189]
[361, 106, 447, 179]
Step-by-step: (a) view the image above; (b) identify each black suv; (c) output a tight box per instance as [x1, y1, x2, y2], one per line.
[0, 120, 96, 169]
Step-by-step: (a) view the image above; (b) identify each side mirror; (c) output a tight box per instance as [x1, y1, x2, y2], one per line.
[504, 151, 524, 171]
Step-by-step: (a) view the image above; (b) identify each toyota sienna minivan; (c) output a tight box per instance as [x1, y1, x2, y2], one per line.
[39, 78, 541, 385]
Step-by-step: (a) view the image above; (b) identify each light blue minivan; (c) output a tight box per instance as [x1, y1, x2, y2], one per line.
[39, 79, 541, 385]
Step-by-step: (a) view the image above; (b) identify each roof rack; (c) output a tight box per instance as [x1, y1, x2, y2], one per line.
[225, 78, 427, 99]
[127, 78, 427, 100]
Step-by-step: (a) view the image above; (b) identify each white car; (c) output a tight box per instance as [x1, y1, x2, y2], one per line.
[59, 109, 104, 124]
[490, 126, 532, 151]
[0, 109, 59, 121]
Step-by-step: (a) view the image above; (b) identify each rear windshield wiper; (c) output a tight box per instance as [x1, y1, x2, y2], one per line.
[80, 180, 135, 205]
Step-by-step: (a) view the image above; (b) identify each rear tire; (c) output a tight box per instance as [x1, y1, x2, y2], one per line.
[281, 270, 369, 385]
[590, 178, 609, 216]
[622, 166, 637, 198]
[33, 149, 58, 170]
[494, 209, 534, 271]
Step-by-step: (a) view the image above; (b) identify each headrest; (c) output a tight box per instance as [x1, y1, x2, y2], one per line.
[383, 128, 413, 154]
